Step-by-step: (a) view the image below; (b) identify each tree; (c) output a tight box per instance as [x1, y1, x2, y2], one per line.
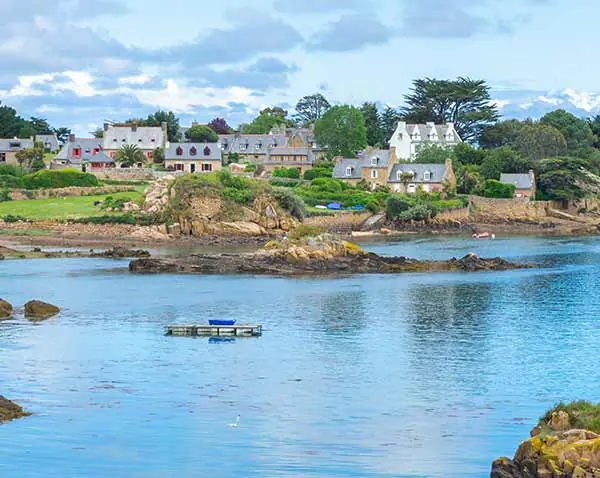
[241, 107, 295, 134]
[185, 125, 218, 143]
[536, 157, 598, 200]
[453, 143, 486, 166]
[294, 93, 331, 125]
[480, 147, 530, 180]
[152, 147, 165, 164]
[15, 147, 45, 169]
[380, 106, 401, 146]
[29, 117, 53, 134]
[314, 105, 367, 158]
[145, 110, 181, 142]
[479, 119, 528, 150]
[540, 109, 594, 152]
[116, 145, 145, 168]
[401, 77, 499, 143]
[587, 116, 600, 148]
[482, 179, 515, 198]
[515, 124, 567, 161]
[456, 165, 482, 194]
[360, 102, 383, 147]
[0, 102, 26, 138]
[54, 127, 72, 144]
[207, 117, 233, 135]
[93, 128, 104, 139]
[414, 143, 453, 164]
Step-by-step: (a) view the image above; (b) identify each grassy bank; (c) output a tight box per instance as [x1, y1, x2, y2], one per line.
[0, 190, 144, 221]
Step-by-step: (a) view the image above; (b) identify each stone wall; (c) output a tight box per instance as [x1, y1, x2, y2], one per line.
[91, 168, 157, 181]
[7, 185, 135, 201]
[304, 212, 372, 232]
[468, 196, 550, 219]
[437, 207, 470, 221]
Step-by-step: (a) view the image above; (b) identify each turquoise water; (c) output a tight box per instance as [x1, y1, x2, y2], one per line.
[2, 236, 600, 477]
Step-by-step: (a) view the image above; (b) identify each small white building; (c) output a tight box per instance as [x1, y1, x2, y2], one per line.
[388, 121, 462, 161]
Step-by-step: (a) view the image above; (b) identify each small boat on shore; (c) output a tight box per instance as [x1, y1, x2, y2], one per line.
[472, 232, 495, 240]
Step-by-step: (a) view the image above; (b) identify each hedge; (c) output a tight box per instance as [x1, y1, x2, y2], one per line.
[482, 179, 516, 199]
[22, 169, 100, 189]
[0, 174, 24, 188]
[272, 168, 301, 179]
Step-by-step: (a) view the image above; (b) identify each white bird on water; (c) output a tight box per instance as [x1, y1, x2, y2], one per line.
[228, 415, 240, 428]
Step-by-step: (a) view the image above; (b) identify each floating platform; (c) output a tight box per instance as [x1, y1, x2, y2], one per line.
[166, 324, 263, 337]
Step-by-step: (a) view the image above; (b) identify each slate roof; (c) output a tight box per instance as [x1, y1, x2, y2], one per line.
[103, 126, 165, 150]
[165, 143, 221, 161]
[265, 146, 315, 165]
[400, 123, 461, 143]
[500, 173, 534, 190]
[333, 159, 362, 179]
[35, 134, 60, 152]
[219, 134, 287, 154]
[0, 138, 34, 151]
[55, 138, 113, 164]
[388, 163, 448, 183]
[358, 149, 390, 168]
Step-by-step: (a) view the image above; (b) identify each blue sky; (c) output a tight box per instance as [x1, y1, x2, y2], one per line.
[1, 0, 598, 135]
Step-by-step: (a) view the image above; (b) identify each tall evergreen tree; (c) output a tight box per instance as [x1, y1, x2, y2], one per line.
[360, 102, 383, 147]
[380, 106, 401, 146]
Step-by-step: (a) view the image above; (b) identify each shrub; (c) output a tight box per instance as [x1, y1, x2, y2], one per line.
[70, 214, 157, 225]
[269, 178, 301, 188]
[222, 187, 254, 205]
[272, 168, 301, 179]
[304, 167, 333, 181]
[2, 214, 27, 223]
[100, 196, 128, 210]
[539, 401, 600, 434]
[385, 197, 411, 219]
[0, 164, 24, 177]
[272, 188, 306, 221]
[310, 178, 343, 193]
[288, 224, 322, 241]
[399, 203, 439, 221]
[366, 199, 382, 214]
[22, 169, 100, 189]
[244, 164, 257, 172]
[482, 179, 516, 199]
[0, 189, 10, 202]
[0, 174, 24, 188]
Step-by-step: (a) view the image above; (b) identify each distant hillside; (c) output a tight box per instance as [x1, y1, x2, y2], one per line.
[494, 89, 600, 120]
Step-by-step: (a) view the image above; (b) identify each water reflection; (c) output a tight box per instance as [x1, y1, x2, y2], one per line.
[315, 290, 367, 336]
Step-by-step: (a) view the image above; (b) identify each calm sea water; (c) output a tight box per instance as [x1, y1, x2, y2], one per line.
[2, 235, 600, 477]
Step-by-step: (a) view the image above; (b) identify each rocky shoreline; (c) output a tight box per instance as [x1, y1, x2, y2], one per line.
[0, 396, 30, 423]
[129, 234, 530, 276]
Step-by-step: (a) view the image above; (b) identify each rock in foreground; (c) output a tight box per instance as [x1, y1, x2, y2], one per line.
[130, 234, 529, 276]
[0, 299, 12, 319]
[24, 300, 60, 320]
[0, 395, 30, 423]
[491, 402, 600, 477]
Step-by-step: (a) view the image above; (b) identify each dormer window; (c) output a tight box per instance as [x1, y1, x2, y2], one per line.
[371, 157, 378, 166]
[72, 148, 81, 158]
[345, 167, 353, 177]
[176, 146, 183, 156]
[424, 171, 431, 181]
[9, 141, 20, 148]
[189, 147, 197, 156]
[396, 170, 403, 180]
[240, 143, 248, 151]
[256, 142, 262, 151]
[203, 146, 211, 156]
[398, 133, 403, 141]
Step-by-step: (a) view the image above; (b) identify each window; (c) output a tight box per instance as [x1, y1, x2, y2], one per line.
[202, 163, 212, 172]
[93, 148, 99, 156]
[407, 184, 416, 193]
[240, 143, 248, 151]
[122, 138, 126, 142]
[345, 167, 352, 177]
[256, 142, 262, 151]
[190, 147, 197, 156]
[204, 146, 211, 156]
[175, 163, 184, 171]
[146, 151, 152, 159]
[371, 170, 377, 179]
[396, 170, 403, 180]
[371, 157, 378, 166]
[176, 147, 183, 156]
[72, 148, 81, 157]
[138, 138, 143, 142]
[113, 138, 118, 142]
[9, 141, 20, 148]
[151, 138, 156, 143]
[0, 153, 5, 162]
[424, 171, 431, 181]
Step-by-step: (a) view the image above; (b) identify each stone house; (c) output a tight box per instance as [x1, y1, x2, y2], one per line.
[263, 146, 315, 175]
[500, 170, 536, 199]
[102, 122, 167, 163]
[388, 159, 456, 194]
[53, 135, 114, 170]
[332, 148, 394, 189]
[165, 143, 222, 174]
[219, 133, 286, 163]
[0, 138, 34, 165]
[35, 134, 60, 153]
[388, 121, 462, 161]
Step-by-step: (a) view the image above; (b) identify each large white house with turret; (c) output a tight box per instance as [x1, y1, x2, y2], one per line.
[388, 121, 462, 161]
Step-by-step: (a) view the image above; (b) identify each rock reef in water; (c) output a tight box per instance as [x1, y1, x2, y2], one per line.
[129, 233, 529, 276]
[24, 300, 60, 320]
[90, 246, 151, 258]
[0, 299, 12, 319]
[491, 403, 600, 477]
[0, 396, 30, 423]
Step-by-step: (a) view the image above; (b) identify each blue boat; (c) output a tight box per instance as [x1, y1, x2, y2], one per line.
[208, 319, 236, 326]
[327, 202, 342, 210]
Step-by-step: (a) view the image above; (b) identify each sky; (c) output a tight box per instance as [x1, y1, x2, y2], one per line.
[0, 0, 599, 136]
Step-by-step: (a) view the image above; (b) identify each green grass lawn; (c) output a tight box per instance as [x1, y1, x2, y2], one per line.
[0, 191, 144, 221]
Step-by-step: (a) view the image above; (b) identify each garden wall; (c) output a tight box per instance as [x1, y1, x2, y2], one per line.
[468, 196, 551, 219]
[91, 168, 157, 181]
[8, 185, 135, 201]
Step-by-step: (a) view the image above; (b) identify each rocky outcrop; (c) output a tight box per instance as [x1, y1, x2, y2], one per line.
[24, 300, 60, 320]
[143, 175, 174, 214]
[90, 247, 151, 258]
[0, 396, 30, 423]
[0, 299, 12, 319]
[130, 234, 529, 276]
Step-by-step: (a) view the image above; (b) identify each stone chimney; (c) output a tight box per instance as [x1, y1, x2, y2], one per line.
[332, 155, 344, 163]
[68, 133, 76, 143]
[389, 146, 398, 164]
[131, 121, 137, 132]
[161, 122, 168, 147]
[529, 169, 536, 186]
[103, 122, 110, 132]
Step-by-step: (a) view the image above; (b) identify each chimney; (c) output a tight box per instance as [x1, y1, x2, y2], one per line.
[445, 158, 453, 170]
[131, 121, 137, 132]
[103, 122, 110, 132]
[332, 155, 344, 163]
[529, 169, 535, 185]
[68, 133, 76, 143]
[161, 122, 168, 147]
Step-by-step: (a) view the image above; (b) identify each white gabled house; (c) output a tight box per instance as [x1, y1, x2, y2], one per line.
[388, 121, 462, 161]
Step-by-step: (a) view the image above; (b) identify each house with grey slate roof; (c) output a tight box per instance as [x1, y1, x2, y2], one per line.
[388, 160, 456, 194]
[332, 149, 393, 188]
[36, 134, 60, 153]
[500, 170, 536, 198]
[165, 143, 222, 174]
[389, 121, 461, 161]
[0, 138, 35, 165]
[219, 133, 287, 163]
[103, 122, 167, 163]
[263, 146, 315, 175]
[53, 135, 114, 170]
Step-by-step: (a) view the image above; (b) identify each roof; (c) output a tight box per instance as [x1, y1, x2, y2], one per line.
[35, 134, 60, 152]
[55, 138, 113, 164]
[0, 138, 34, 151]
[359, 149, 390, 168]
[165, 143, 221, 161]
[333, 159, 362, 179]
[397, 122, 462, 144]
[103, 125, 165, 150]
[268, 146, 312, 156]
[388, 163, 448, 183]
[219, 134, 287, 154]
[500, 173, 534, 190]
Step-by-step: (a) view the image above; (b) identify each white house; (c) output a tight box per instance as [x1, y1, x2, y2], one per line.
[388, 121, 462, 161]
